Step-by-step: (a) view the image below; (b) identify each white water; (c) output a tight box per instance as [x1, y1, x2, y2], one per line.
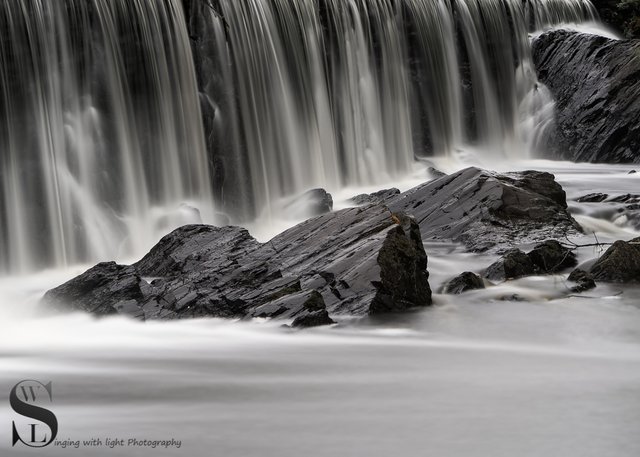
[2, 161, 640, 456]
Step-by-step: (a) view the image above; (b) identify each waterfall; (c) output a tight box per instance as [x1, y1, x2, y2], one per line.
[194, 0, 598, 218]
[0, 0, 598, 274]
[0, 0, 214, 274]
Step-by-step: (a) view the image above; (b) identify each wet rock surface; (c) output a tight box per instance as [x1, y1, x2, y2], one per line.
[43, 205, 432, 325]
[527, 240, 577, 274]
[44, 166, 584, 324]
[484, 241, 577, 282]
[485, 249, 537, 281]
[589, 237, 640, 283]
[442, 272, 485, 294]
[349, 188, 400, 206]
[282, 188, 334, 219]
[568, 269, 597, 293]
[533, 30, 640, 163]
[388, 167, 582, 252]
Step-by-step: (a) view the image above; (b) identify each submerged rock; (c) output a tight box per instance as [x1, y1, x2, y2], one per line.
[589, 237, 640, 283]
[43, 205, 432, 325]
[533, 31, 640, 163]
[568, 269, 597, 293]
[442, 272, 485, 294]
[389, 167, 582, 252]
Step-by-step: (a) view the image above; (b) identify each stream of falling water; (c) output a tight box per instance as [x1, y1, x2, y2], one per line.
[0, 0, 605, 274]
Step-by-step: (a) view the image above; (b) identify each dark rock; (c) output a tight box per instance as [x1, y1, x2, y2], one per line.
[568, 269, 597, 293]
[590, 237, 640, 282]
[576, 193, 609, 203]
[527, 240, 578, 273]
[43, 205, 432, 324]
[629, 170, 637, 174]
[283, 188, 333, 219]
[350, 188, 400, 205]
[388, 167, 582, 252]
[291, 310, 335, 328]
[591, 0, 640, 39]
[607, 194, 640, 203]
[532, 31, 640, 163]
[442, 272, 485, 294]
[485, 249, 537, 281]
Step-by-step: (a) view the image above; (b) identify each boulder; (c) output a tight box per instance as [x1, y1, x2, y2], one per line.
[589, 237, 640, 283]
[532, 31, 640, 163]
[485, 249, 537, 281]
[282, 188, 334, 219]
[388, 167, 582, 252]
[442, 272, 485, 294]
[568, 269, 597, 293]
[43, 204, 432, 324]
[527, 240, 577, 274]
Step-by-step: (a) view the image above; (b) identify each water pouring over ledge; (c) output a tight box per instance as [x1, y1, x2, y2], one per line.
[0, 0, 605, 274]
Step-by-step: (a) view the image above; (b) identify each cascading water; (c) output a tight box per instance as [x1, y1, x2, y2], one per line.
[0, 0, 600, 274]
[0, 0, 214, 274]
[194, 0, 599, 219]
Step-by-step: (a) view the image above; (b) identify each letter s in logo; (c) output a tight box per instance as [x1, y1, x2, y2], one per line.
[10, 380, 58, 447]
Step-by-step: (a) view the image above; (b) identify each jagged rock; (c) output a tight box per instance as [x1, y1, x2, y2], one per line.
[43, 204, 432, 324]
[389, 167, 582, 252]
[282, 188, 333, 219]
[349, 188, 400, 206]
[568, 269, 597, 293]
[527, 240, 577, 274]
[442, 272, 485, 294]
[576, 193, 609, 203]
[589, 237, 640, 283]
[485, 249, 537, 281]
[532, 31, 640, 163]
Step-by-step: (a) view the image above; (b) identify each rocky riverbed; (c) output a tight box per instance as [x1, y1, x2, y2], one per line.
[42, 165, 640, 327]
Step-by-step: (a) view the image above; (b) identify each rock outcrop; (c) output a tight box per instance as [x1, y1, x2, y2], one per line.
[43, 205, 432, 325]
[388, 167, 582, 252]
[532, 30, 640, 163]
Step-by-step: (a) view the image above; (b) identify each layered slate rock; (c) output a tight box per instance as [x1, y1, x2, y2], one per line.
[389, 167, 582, 252]
[43, 205, 432, 324]
[532, 30, 640, 163]
[349, 188, 400, 206]
[589, 237, 640, 282]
